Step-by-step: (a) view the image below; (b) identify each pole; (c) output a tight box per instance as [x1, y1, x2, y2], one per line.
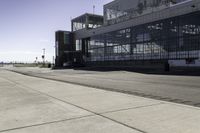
[53, 56, 55, 66]
[42, 48, 45, 66]
[35, 57, 38, 66]
[93, 5, 95, 14]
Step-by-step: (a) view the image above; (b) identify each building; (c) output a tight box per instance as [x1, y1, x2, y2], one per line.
[55, 31, 74, 67]
[56, 0, 200, 69]
[55, 30, 86, 67]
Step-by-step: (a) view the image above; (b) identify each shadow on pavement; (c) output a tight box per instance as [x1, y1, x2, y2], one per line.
[72, 67, 200, 76]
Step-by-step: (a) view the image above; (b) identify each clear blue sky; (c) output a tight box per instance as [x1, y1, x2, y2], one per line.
[0, 0, 112, 63]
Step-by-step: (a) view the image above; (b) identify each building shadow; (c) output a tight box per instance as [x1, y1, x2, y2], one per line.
[73, 66, 200, 77]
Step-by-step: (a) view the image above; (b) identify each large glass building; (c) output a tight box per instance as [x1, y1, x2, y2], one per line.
[56, 0, 200, 68]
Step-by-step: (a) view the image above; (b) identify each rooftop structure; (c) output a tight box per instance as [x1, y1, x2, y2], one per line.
[72, 13, 103, 31]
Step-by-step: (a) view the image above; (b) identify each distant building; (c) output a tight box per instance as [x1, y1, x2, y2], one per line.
[56, 0, 200, 68]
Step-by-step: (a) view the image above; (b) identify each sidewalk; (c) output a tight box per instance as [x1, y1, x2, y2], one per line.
[1, 67, 200, 132]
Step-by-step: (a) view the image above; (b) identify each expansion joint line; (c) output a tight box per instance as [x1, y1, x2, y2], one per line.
[4, 73, 148, 133]
[0, 115, 94, 133]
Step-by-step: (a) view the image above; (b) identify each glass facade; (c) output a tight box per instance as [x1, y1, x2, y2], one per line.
[87, 11, 200, 62]
[64, 32, 70, 44]
[72, 14, 103, 31]
[104, 0, 189, 25]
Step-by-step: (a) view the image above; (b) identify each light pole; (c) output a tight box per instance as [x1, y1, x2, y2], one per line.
[35, 57, 38, 66]
[93, 5, 95, 14]
[53, 56, 55, 66]
[42, 48, 45, 66]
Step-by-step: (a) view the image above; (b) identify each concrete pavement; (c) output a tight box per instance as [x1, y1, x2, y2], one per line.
[8, 67, 200, 107]
[1, 69, 200, 132]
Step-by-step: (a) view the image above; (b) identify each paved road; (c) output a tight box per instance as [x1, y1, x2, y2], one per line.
[8, 67, 200, 107]
[1, 69, 200, 133]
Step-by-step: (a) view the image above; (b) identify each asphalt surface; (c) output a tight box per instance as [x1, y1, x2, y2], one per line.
[6, 67, 200, 107]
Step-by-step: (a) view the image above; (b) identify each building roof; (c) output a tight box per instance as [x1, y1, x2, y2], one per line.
[72, 13, 103, 22]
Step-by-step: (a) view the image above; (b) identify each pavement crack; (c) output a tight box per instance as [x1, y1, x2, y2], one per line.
[0, 115, 94, 133]
[100, 102, 164, 115]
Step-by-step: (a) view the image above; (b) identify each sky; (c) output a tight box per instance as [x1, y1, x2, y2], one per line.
[0, 0, 112, 63]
